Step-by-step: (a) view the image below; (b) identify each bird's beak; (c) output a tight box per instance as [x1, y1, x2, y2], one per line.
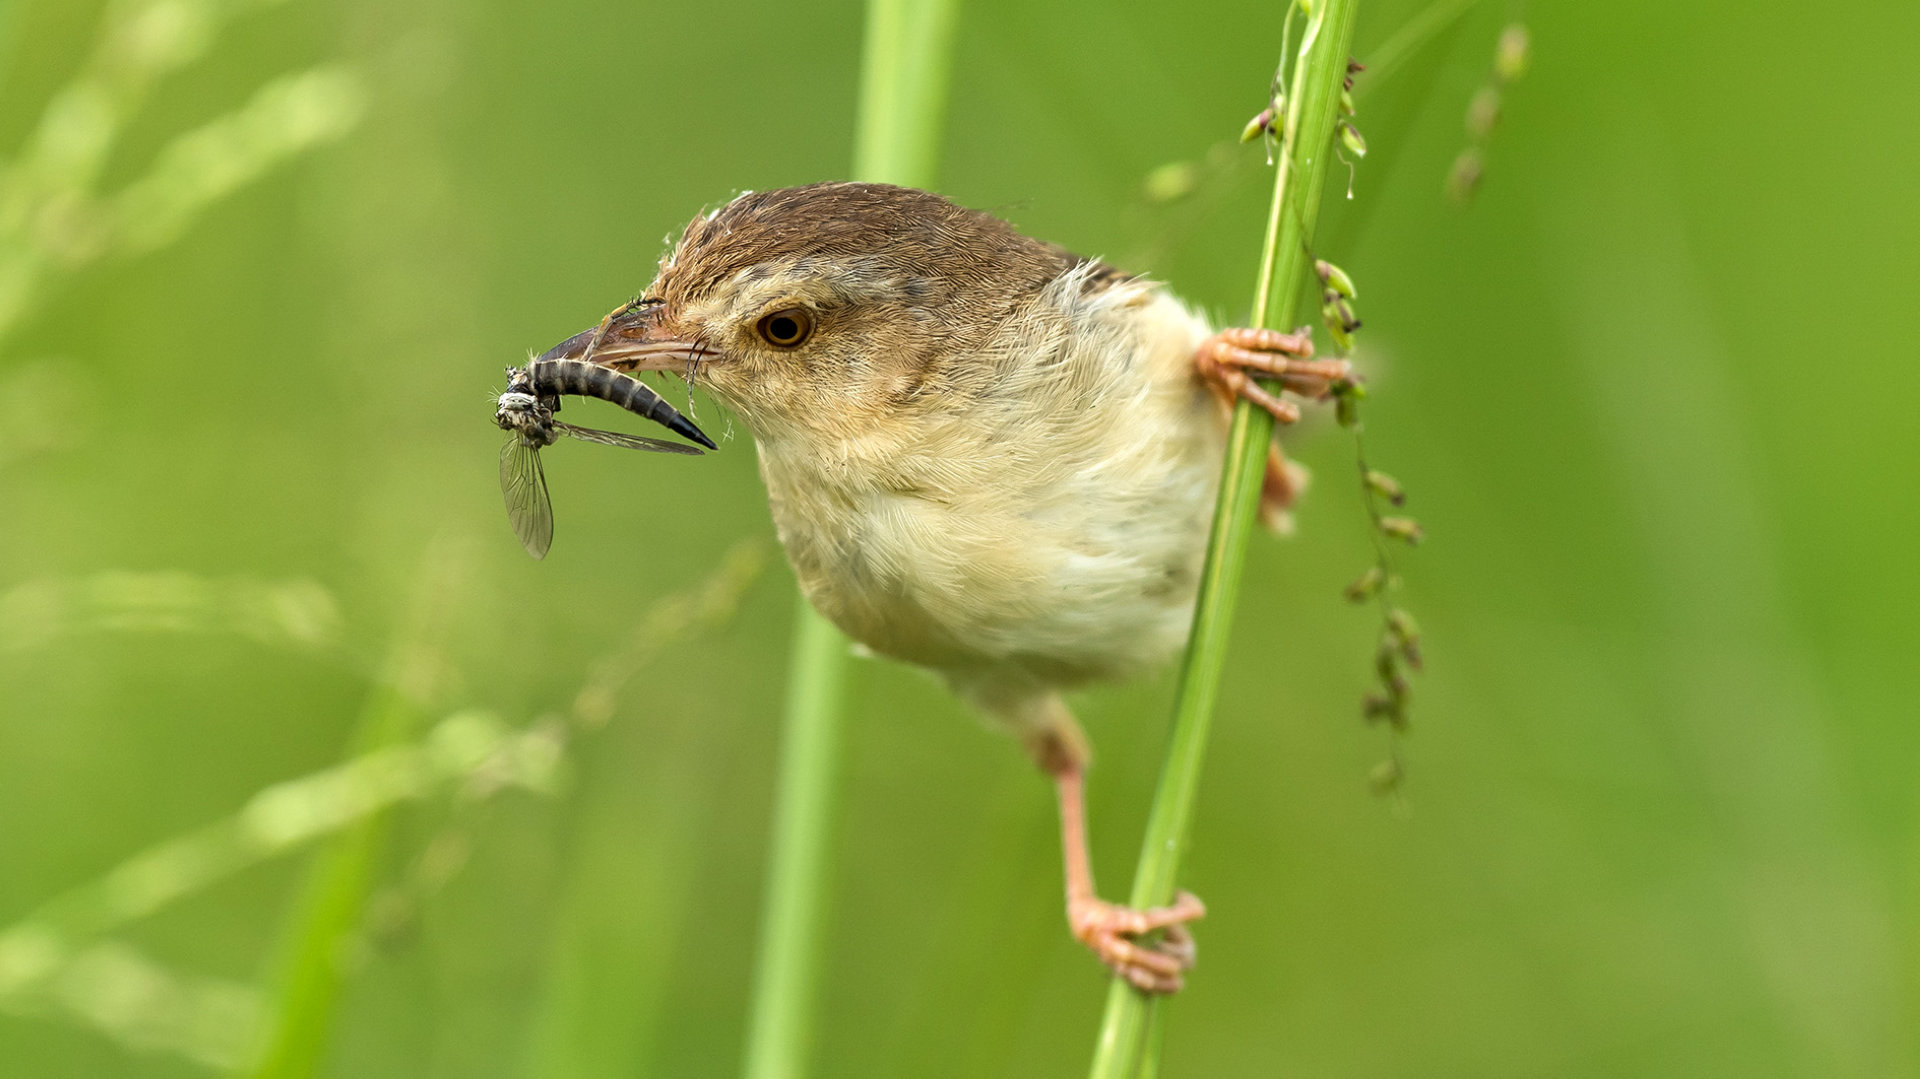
[536, 302, 709, 375]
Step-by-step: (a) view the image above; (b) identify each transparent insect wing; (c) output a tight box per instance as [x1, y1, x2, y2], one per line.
[552, 420, 704, 455]
[500, 438, 554, 559]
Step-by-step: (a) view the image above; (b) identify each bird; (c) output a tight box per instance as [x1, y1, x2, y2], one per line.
[535, 181, 1349, 993]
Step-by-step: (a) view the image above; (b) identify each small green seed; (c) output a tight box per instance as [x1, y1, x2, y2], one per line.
[1321, 294, 1358, 332]
[1316, 259, 1358, 299]
[1325, 318, 1354, 353]
[1447, 148, 1484, 203]
[1379, 516, 1424, 545]
[1375, 642, 1399, 683]
[1240, 108, 1274, 143]
[1368, 757, 1403, 794]
[1339, 122, 1368, 158]
[1495, 24, 1531, 83]
[1363, 693, 1397, 723]
[1143, 161, 1200, 203]
[1344, 566, 1385, 603]
[1387, 609, 1423, 669]
[1466, 86, 1502, 141]
[1364, 469, 1404, 505]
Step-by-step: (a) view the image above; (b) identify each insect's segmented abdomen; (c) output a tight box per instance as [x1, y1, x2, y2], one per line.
[526, 359, 662, 418]
[523, 358, 716, 449]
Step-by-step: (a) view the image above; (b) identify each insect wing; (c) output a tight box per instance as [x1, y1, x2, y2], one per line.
[500, 438, 555, 559]
[552, 419, 704, 455]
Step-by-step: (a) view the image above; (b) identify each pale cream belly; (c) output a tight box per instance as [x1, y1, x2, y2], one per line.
[764, 403, 1223, 692]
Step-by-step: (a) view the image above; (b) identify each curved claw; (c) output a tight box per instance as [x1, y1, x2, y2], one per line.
[1193, 325, 1351, 423]
[1070, 890, 1206, 995]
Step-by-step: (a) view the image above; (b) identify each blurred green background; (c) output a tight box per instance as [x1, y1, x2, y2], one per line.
[3, 0, 1916, 1075]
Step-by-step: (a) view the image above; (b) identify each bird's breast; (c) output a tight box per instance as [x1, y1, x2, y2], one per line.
[758, 278, 1223, 689]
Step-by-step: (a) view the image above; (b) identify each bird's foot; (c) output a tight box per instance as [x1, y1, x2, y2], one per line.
[1193, 326, 1351, 424]
[1069, 890, 1206, 994]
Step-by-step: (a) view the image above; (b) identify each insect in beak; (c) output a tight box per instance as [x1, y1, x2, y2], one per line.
[494, 359, 711, 559]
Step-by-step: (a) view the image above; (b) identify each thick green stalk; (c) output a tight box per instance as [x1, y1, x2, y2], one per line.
[741, 2, 958, 1077]
[853, 0, 961, 187]
[742, 597, 852, 1079]
[1088, 1, 1361, 1075]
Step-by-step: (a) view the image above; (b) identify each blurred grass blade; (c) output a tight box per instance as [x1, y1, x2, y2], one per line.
[0, 571, 342, 654]
[0, 544, 755, 1075]
[0, 711, 531, 953]
[0, 938, 264, 1070]
[570, 541, 768, 730]
[109, 64, 366, 256]
[1088, 0, 1361, 1074]
[0, 0, 348, 348]
[244, 685, 422, 1079]
[8, 0, 297, 203]
[0, 709, 552, 1069]
[519, 542, 766, 1077]
[1363, 0, 1482, 88]
[741, 2, 958, 1077]
[244, 543, 466, 1078]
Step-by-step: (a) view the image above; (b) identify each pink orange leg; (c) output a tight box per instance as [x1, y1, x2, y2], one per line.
[1028, 709, 1204, 994]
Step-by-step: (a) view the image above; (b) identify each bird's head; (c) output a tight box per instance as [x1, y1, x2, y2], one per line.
[534, 183, 1078, 446]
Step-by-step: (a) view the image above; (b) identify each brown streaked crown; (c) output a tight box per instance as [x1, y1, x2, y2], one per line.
[654, 182, 1103, 320]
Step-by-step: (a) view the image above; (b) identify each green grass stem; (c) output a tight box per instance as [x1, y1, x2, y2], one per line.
[853, 0, 962, 188]
[1087, 1, 1361, 1074]
[245, 683, 423, 1079]
[740, 2, 958, 1077]
[242, 549, 464, 1078]
[743, 597, 852, 1079]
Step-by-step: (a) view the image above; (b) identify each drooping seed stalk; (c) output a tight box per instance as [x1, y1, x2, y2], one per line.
[1087, 1, 1361, 1075]
[741, 3, 959, 1077]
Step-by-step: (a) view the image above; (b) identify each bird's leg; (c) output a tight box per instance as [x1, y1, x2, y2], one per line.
[1192, 326, 1351, 425]
[1028, 707, 1205, 995]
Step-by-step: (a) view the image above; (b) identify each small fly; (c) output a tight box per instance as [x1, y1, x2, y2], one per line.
[495, 358, 716, 559]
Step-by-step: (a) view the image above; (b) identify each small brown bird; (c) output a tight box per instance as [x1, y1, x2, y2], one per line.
[538, 182, 1347, 993]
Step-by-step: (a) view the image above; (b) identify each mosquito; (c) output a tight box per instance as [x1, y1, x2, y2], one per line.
[495, 358, 716, 559]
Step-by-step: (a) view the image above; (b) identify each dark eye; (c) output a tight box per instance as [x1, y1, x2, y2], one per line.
[758, 308, 813, 348]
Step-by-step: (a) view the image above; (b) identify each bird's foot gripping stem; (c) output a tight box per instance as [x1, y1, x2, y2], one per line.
[1027, 701, 1208, 994]
[1051, 752, 1206, 995]
[1069, 891, 1206, 994]
[1193, 326, 1351, 424]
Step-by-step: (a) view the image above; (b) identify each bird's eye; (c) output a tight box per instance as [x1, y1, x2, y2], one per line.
[757, 308, 814, 348]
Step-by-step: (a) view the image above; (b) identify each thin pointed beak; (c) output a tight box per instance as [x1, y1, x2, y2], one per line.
[534, 327, 599, 364]
[536, 302, 710, 375]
